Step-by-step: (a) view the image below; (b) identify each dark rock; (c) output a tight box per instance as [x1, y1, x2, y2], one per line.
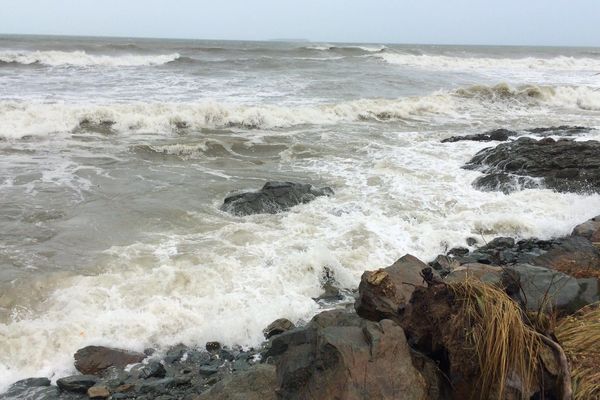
[446, 246, 469, 257]
[205, 342, 221, 352]
[74, 346, 145, 375]
[505, 263, 584, 312]
[471, 173, 541, 194]
[465, 137, 600, 194]
[56, 375, 99, 393]
[218, 349, 236, 362]
[441, 128, 516, 143]
[221, 181, 334, 216]
[193, 364, 277, 400]
[199, 365, 220, 377]
[2, 378, 58, 400]
[571, 215, 600, 242]
[486, 237, 515, 248]
[274, 310, 429, 400]
[466, 237, 478, 246]
[139, 361, 166, 379]
[527, 125, 591, 135]
[137, 377, 190, 394]
[355, 254, 429, 322]
[263, 318, 296, 339]
[428, 255, 459, 277]
[164, 344, 188, 364]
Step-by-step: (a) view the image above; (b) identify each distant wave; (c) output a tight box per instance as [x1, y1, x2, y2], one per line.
[1, 84, 599, 139]
[374, 52, 600, 71]
[302, 44, 387, 53]
[0, 50, 181, 67]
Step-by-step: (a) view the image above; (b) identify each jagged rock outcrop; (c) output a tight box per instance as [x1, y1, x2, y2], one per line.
[464, 137, 600, 194]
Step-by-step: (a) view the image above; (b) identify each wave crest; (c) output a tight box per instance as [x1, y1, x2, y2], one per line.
[1, 84, 599, 139]
[0, 50, 181, 67]
[375, 52, 600, 71]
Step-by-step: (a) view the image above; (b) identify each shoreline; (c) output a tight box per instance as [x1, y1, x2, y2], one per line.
[3, 127, 600, 399]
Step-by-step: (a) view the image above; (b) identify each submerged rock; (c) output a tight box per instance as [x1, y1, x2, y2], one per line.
[74, 346, 146, 375]
[441, 128, 516, 143]
[464, 137, 600, 194]
[526, 125, 591, 135]
[221, 181, 333, 216]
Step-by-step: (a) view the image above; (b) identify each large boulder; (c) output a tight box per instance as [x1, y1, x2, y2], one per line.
[505, 263, 586, 311]
[530, 236, 600, 273]
[221, 181, 334, 216]
[74, 346, 146, 375]
[571, 215, 600, 243]
[464, 137, 600, 194]
[444, 263, 503, 285]
[355, 254, 428, 322]
[193, 364, 277, 400]
[273, 310, 431, 400]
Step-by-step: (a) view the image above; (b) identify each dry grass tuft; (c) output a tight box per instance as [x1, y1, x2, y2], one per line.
[449, 279, 543, 400]
[556, 304, 600, 400]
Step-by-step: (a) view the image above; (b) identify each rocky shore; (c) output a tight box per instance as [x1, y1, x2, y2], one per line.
[3, 127, 600, 400]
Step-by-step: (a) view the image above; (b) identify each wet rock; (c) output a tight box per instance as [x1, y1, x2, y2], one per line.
[444, 263, 503, 285]
[87, 386, 110, 399]
[163, 344, 188, 364]
[198, 365, 220, 377]
[527, 125, 591, 135]
[193, 364, 277, 400]
[74, 346, 145, 375]
[139, 361, 166, 379]
[355, 254, 428, 322]
[263, 318, 295, 339]
[505, 263, 586, 312]
[441, 128, 516, 143]
[530, 236, 600, 278]
[465, 137, 600, 194]
[205, 342, 221, 352]
[446, 246, 469, 257]
[274, 310, 429, 400]
[137, 377, 190, 395]
[56, 375, 99, 393]
[571, 215, 600, 242]
[221, 181, 334, 216]
[472, 173, 541, 194]
[2, 378, 58, 400]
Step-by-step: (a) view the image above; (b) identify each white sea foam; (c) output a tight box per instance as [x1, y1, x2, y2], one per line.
[375, 52, 600, 72]
[1, 84, 598, 139]
[0, 50, 180, 67]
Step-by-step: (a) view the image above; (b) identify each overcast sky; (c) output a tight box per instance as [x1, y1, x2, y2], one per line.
[1, 0, 599, 47]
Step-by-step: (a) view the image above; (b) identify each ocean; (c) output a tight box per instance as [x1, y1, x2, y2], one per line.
[1, 34, 600, 390]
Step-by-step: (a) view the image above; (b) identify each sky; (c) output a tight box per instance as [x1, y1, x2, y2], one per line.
[1, 0, 599, 47]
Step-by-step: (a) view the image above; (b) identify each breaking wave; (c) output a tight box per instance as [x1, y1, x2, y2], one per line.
[375, 52, 600, 72]
[302, 44, 387, 53]
[1, 84, 599, 139]
[0, 50, 181, 67]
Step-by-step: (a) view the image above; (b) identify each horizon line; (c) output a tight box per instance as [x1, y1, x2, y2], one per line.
[1, 32, 598, 49]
